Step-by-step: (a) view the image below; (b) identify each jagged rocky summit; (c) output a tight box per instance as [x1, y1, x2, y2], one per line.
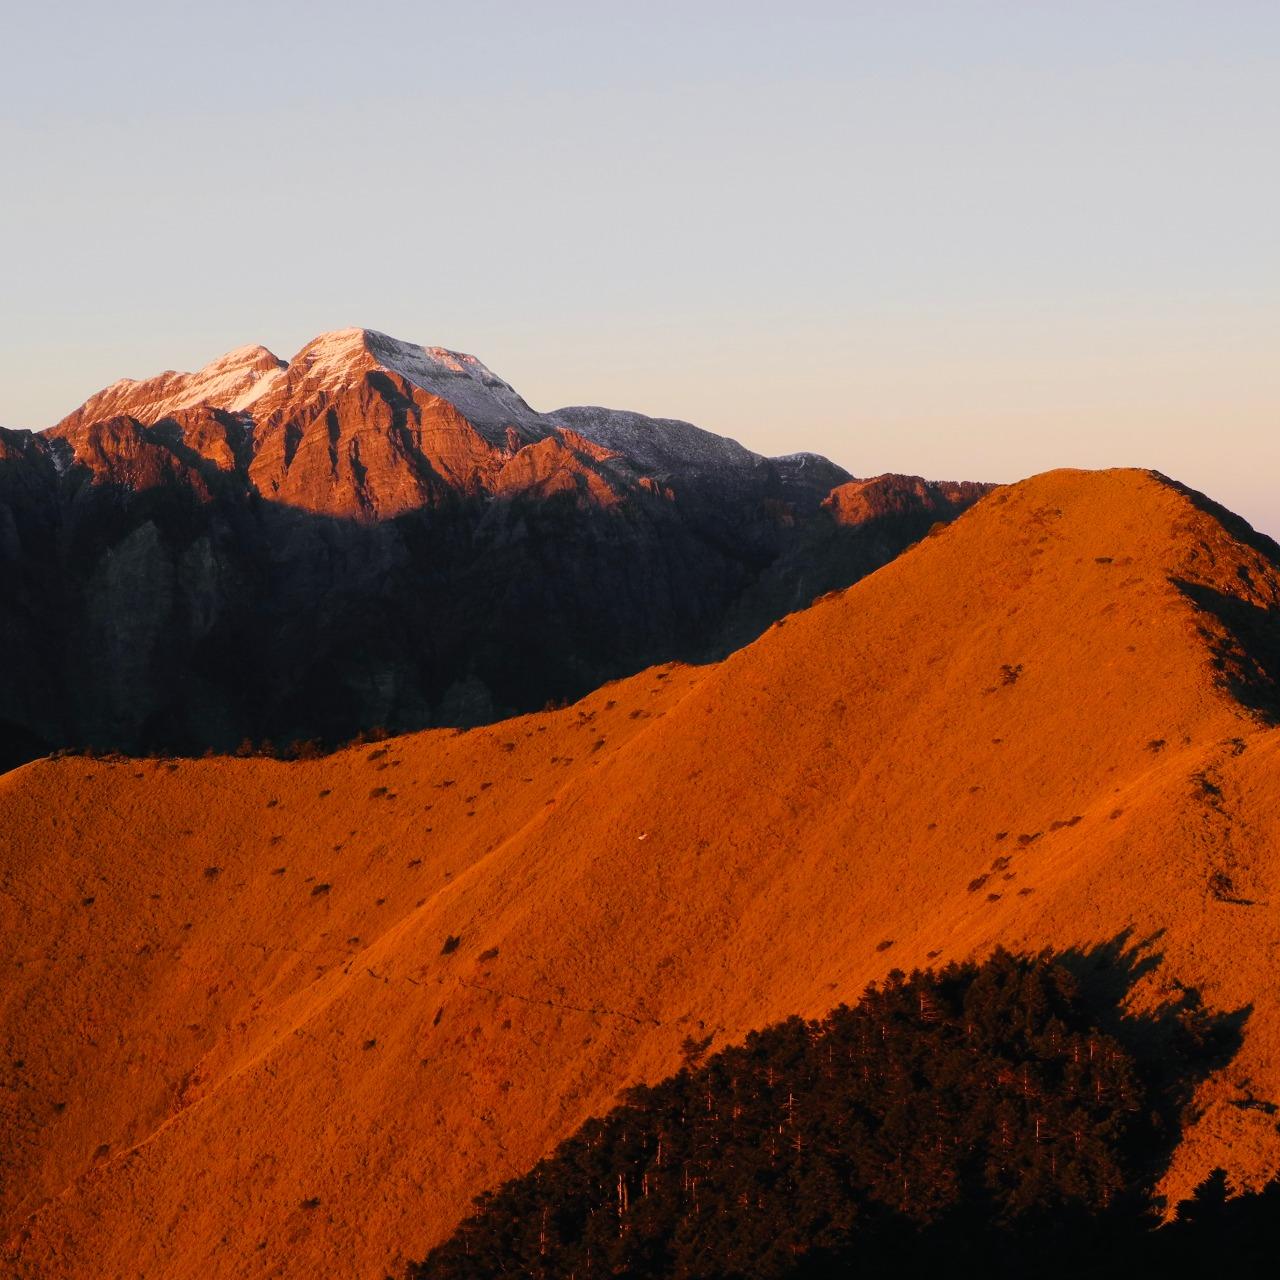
[0, 329, 989, 763]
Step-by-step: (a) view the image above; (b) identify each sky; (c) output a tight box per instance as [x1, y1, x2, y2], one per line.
[2, 1, 1277, 531]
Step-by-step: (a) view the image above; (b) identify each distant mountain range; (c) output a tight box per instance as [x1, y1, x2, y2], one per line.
[0, 329, 987, 764]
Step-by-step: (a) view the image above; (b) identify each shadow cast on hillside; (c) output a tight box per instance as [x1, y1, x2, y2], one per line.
[0, 435, 991, 769]
[1051, 929, 1251, 1138]
[1032, 934, 1280, 1274]
[1158, 473, 1280, 566]
[1171, 579, 1280, 721]
[407, 935, 1264, 1280]
[1147, 472, 1280, 719]
[0, 457, 762, 767]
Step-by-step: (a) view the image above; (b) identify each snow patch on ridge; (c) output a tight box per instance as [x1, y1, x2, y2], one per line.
[366, 330, 543, 434]
[290, 329, 771, 476]
[58, 343, 288, 428]
[54, 328, 830, 489]
[291, 328, 781, 473]
[47, 436, 74, 477]
[291, 329, 542, 441]
[186, 348, 287, 414]
[774, 452, 830, 466]
[550, 405, 762, 477]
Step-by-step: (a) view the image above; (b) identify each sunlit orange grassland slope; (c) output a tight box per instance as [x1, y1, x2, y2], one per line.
[4, 467, 1280, 1278]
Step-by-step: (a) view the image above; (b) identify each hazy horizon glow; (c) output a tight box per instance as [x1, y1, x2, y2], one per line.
[3, 1, 1276, 532]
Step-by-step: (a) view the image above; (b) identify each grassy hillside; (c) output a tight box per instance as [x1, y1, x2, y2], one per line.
[3, 468, 1279, 1278]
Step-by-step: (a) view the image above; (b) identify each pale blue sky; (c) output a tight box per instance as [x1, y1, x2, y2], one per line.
[2, 1, 1277, 530]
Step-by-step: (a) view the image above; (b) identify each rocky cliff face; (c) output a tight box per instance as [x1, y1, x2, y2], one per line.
[0, 330, 990, 763]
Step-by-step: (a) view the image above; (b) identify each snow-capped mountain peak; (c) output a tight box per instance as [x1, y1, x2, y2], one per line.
[60, 343, 287, 432]
[47, 327, 862, 514]
[289, 329, 542, 437]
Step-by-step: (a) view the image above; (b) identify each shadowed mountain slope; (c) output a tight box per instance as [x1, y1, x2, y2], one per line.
[0, 331, 987, 763]
[3, 468, 1280, 1278]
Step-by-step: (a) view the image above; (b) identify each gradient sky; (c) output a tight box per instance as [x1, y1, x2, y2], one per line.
[3, 1, 1277, 531]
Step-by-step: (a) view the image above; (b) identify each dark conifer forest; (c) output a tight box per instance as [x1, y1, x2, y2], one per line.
[407, 949, 1279, 1279]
